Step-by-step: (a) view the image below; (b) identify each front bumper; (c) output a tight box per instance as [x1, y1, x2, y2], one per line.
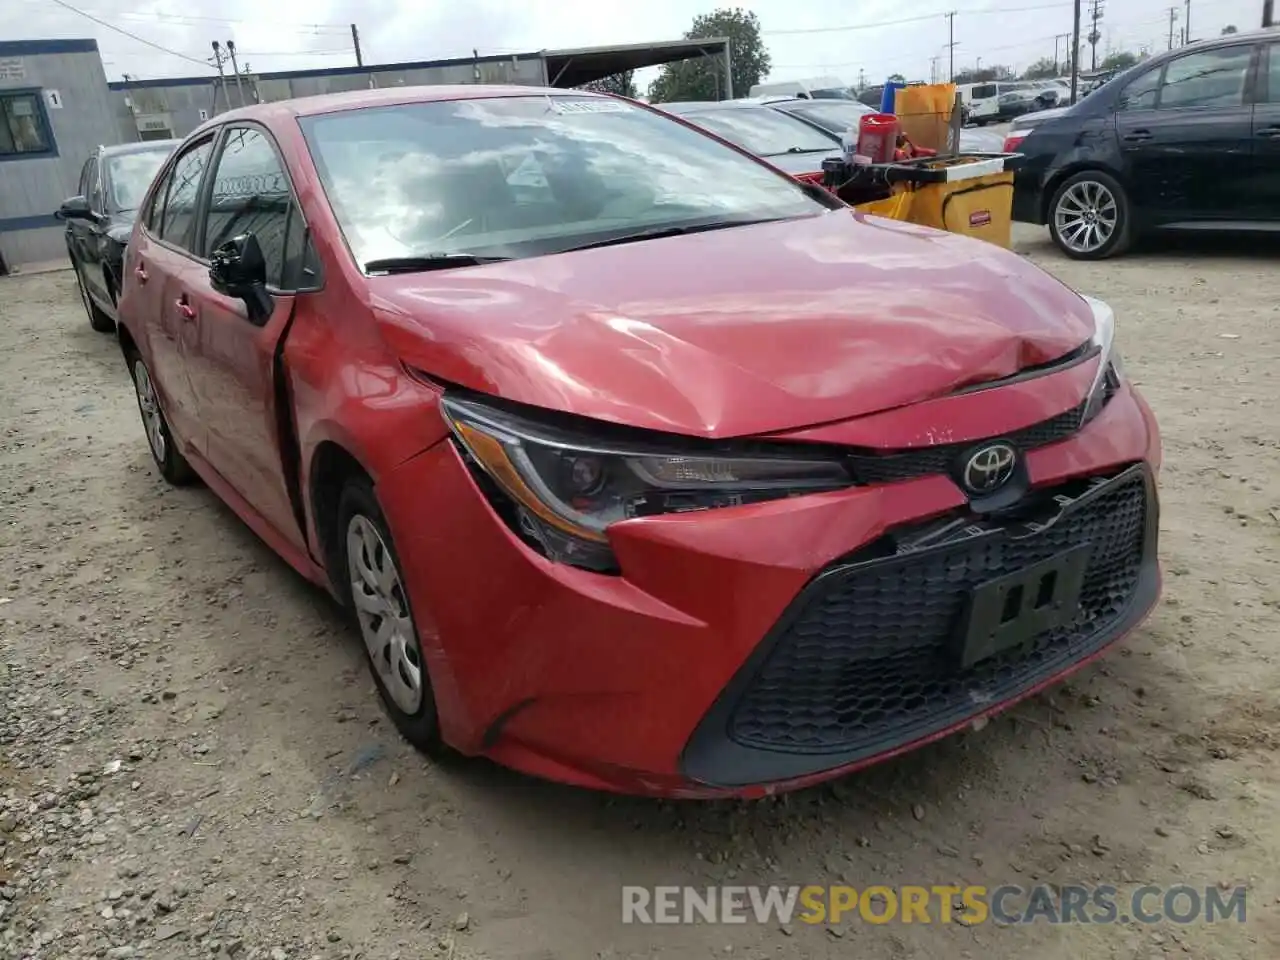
[376, 382, 1161, 798]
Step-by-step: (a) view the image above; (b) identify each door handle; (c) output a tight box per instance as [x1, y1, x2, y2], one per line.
[175, 299, 196, 321]
[133, 264, 149, 283]
[1122, 129, 1152, 143]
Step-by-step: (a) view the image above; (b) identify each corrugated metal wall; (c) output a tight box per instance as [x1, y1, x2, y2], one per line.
[0, 40, 120, 271]
[112, 55, 548, 142]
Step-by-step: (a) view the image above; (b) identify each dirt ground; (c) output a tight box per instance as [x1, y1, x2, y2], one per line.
[2, 225, 1279, 960]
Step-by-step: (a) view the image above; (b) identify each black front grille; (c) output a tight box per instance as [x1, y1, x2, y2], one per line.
[844, 365, 1119, 486]
[726, 467, 1149, 757]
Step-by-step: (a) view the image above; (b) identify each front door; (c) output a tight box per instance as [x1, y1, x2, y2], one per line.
[1253, 43, 1280, 220]
[1116, 43, 1256, 222]
[182, 124, 311, 553]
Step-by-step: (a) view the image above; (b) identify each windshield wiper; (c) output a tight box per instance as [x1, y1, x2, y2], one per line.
[364, 253, 513, 274]
[559, 219, 784, 254]
[765, 146, 833, 156]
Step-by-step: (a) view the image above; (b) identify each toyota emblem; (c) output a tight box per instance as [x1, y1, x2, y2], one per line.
[962, 442, 1017, 494]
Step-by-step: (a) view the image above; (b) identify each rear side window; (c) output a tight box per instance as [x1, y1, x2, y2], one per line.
[971, 84, 997, 99]
[1158, 46, 1252, 109]
[158, 136, 215, 253]
[204, 126, 303, 289]
[1118, 68, 1162, 111]
[1268, 44, 1280, 103]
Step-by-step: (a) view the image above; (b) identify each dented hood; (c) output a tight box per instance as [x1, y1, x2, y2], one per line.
[369, 210, 1095, 438]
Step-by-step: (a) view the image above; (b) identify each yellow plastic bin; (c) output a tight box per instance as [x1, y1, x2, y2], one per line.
[883, 155, 1020, 249]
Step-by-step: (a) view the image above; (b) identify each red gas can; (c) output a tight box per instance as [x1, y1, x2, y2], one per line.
[857, 113, 900, 164]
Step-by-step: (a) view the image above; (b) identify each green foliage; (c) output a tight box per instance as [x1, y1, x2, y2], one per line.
[1022, 58, 1060, 80]
[579, 72, 638, 99]
[1099, 51, 1139, 71]
[647, 7, 771, 103]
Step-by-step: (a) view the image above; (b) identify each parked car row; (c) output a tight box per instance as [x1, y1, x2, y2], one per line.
[56, 82, 1160, 798]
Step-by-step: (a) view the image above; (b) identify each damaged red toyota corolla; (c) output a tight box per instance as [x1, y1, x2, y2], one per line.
[117, 86, 1161, 798]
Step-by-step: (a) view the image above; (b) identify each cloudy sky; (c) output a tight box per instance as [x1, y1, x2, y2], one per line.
[3, 0, 1267, 90]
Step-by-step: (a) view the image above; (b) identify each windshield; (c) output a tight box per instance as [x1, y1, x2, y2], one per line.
[779, 100, 873, 135]
[106, 149, 172, 212]
[300, 96, 827, 269]
[677, 106, 836, 157]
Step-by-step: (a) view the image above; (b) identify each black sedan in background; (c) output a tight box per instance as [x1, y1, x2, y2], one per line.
[56, 140, 179, 332]
[1012, 27, 1280, 259]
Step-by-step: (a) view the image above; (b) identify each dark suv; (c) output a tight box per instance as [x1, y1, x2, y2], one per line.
[1012, 28, 1280, 259]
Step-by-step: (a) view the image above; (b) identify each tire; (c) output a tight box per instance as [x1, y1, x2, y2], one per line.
[1047, 169, 1133, 261]
[126, 349, 196, 485]
[336, 478, 444, 755]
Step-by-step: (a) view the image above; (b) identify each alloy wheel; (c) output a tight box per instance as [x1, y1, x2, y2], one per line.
[346, 514, 423, 715]
[132, 359, 166, 462]
[1053, 179, 1118, 255]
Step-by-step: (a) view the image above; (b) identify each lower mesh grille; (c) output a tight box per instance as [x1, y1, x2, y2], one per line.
[727, 467, 1149, 756]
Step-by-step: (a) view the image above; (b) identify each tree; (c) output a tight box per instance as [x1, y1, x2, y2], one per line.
[887, 73, 906, 83]
[950, 65, 1012, 84]
[647, 7, 770, 103]
[1099, 50, 1139, 71]
[1022, 57, 1059, 80]
[1222, 24, 1239, 34]
[579, 72, 638, 98]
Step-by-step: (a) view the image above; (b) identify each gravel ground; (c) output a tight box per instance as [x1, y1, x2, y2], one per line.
[2, 226, 1279, 960]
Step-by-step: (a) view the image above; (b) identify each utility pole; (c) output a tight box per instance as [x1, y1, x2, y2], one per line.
[1053, 33, 1070, 75]
[858, 68, 866, 91]
[211, 41, 230, 112]
[1088, 0, 1104, 71]
[1265, 0, 1275, 26]
[930, 55, 939, 84]
[1183, 0, 1190, 44]
[945, 11, 957, 81]
[1167, 7, 1179, 50]
[1070, 0, 1081, 103]
[350, 24, 363, 67]
[226, 39, 246, 108]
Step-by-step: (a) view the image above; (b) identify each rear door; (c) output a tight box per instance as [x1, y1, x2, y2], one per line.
[1116, 43, 1256, 222]
[132, 133, 218, 452]
[182, 123, 314, 552]
[78, 157, 112, 307]
[1254, 42, 1280, 219]
[67, 158, 96, 277]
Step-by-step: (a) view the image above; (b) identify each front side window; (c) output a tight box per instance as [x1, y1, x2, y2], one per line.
[204, 127, 300, 287]
[1118, 67, 1162, 111]
[678, 106, 836, 157]
[1158, 46, 1252, 109]
[77, 157, 94, 198]
[106, 148, 174, 213]
[0, 92, 52, 157]
[1268, 44, 1280, 103]
[158, 137, 215, 252]
[300, 96, 828, 270]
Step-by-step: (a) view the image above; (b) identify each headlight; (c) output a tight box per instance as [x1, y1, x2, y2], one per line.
[1080, 295, 1124, 424]
[441, 395, 854, 572]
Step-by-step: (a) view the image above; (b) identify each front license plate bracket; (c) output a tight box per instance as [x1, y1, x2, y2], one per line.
[955, 543, 1092, 670]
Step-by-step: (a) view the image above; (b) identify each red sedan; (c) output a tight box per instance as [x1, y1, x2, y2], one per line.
[117, 86, 1161, 798]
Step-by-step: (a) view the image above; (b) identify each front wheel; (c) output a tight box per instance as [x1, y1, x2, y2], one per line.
[338, 479, 444, 755]
[1048, 170, 1133, 260]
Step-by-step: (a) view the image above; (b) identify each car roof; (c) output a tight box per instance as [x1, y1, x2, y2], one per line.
[99, 139, 181, 158]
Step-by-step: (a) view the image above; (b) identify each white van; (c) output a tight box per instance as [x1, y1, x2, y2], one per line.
[747, 76, 854, 100]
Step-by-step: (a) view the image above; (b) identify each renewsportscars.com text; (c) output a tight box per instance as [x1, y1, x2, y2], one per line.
[621, 884, 1247, 926]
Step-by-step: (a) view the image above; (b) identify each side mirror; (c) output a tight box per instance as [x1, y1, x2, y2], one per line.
[209, 233, 273, 324]
[56, 195, 99, 223]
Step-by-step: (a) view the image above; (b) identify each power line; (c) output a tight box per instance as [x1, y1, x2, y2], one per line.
[30, 0, 348, 29]
[761, 1, 1073, 35]
[45, 0, 214, 69]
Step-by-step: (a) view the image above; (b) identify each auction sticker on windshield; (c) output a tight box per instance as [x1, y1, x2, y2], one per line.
[550, 99, 631, 114]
